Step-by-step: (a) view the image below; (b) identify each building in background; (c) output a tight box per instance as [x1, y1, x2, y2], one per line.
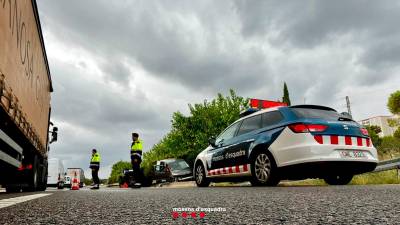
[359, 116, 398, 137]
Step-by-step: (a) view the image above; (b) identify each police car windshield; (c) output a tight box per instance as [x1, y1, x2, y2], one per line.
[292, 108, 341, 121]
[168, 160, 190, 171]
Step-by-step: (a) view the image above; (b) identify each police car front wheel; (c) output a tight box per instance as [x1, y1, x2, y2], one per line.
[250, 152, 279, 186]
[195, 163, 210, 187]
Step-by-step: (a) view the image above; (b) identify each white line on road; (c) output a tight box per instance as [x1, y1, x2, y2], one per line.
[0, 193, 52, 209]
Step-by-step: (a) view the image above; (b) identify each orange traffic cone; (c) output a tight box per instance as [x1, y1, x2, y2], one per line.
[120, 182, 129, 188]
[71, 172, 80, 190]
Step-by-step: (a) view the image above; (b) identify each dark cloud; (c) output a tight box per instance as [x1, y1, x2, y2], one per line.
[50, 59, 164, 133]
[38, 0, 273, 92]
[234, 0, 400, 82]
[235, 1, 400, 46]
[100, 59, 133, 87]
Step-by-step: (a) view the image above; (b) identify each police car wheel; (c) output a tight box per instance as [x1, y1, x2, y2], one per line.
[195, 163, 210, 187]
[250, 152, 279, 186]
[324, 174, 353, 185]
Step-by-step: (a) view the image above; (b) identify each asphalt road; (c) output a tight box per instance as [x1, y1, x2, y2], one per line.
[0, 185, 399, 224]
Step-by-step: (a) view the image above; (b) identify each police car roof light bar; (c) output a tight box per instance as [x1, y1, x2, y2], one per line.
[250, 99, 287, 109]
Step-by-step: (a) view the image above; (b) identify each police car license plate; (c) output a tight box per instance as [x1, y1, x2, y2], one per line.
[340, 150, 366, 158]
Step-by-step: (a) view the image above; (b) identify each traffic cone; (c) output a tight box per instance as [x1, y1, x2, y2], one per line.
[120, 182, 129, 188]
[71, 172, 80, 190]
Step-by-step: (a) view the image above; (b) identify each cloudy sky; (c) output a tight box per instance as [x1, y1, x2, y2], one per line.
[37, 0, 400, 178]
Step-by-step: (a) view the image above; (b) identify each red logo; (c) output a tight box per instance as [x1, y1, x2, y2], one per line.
[172, 212, 207, 219]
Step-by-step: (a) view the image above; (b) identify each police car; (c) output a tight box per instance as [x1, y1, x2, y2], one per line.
[194, 101, 378, 187]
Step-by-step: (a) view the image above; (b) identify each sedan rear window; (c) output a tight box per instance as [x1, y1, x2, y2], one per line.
[291, 108, 341, 120]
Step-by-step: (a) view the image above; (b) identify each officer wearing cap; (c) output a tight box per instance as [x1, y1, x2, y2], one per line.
[131, 133, 143, 185]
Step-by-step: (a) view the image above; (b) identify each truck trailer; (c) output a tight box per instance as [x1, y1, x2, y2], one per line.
[0, 0, 55, 192]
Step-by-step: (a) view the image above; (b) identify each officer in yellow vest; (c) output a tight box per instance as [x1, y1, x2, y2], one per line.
[90, 149, 101, 189]
[131, 133, 143, 185]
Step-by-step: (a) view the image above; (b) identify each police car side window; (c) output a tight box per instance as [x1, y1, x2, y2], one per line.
[262, 111, 284, 127]
[216, 122, 241, 144]
[237, 115, 262, 136]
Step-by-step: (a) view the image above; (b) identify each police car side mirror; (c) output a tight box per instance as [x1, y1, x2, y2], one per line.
[208, 137, 216, 147]
[50, 127, 58, 144]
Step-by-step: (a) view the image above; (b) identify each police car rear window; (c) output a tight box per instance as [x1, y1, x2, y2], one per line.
[291, 108, 340, 120]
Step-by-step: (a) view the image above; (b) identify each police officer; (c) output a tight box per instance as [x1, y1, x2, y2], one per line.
[131, 133, 143, 185]
[90, 149, 101, 189]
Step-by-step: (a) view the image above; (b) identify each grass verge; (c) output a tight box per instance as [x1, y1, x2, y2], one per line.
[351, 169, 400, 185]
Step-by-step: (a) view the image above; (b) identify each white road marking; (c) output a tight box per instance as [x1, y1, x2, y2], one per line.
[0, 193, 52, 209]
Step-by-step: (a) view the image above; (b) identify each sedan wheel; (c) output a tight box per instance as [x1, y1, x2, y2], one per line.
[255, 153, 271, 182]
[251, 152, 279, 186]
[195, 163, 210, 187]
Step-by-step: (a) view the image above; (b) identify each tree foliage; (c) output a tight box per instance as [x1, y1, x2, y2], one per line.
[365, 125, 382, 148]
[108, 161, 131, 184]
[282, 82, 291, 106]
[367, 125, 381, 134]
[83, 178, 93, 186]
[142, 90, 248, 174]
[387, 90, 400, 115]
[394, 128, 400, 139]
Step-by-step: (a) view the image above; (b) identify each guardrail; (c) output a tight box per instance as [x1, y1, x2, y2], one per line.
[373, 158, 400, 172]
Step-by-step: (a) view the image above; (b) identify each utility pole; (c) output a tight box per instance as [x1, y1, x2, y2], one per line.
[346, 96, 352, 117]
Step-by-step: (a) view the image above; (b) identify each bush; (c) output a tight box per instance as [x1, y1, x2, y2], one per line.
[394, 127, 400, 139]
[108, 161, 131, 184]
[378, 136, 400, 157]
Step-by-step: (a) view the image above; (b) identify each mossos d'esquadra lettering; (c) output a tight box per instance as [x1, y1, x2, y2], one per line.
[1, 0, 44, 106]
[212, 150, 246, 162]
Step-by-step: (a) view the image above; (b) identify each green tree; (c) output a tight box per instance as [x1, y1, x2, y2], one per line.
[142, 90, 248, 173]
[282, 82, 291, 106]
[83, 178, 93, 186]
[365, 125, 382, 148]
[367, 125, 381, 134]
[387, 90, 400, 115]
[387, 118, 400, 128]
[108, 161, 131, 184]
[394, 128, 400, 139]
[386, 90, 400, 139]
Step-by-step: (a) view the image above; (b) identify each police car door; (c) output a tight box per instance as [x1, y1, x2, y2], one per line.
[207, 121, 242, 172]
[229, 114, 262, 169]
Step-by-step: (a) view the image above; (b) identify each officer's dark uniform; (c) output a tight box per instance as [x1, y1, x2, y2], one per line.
[131, 139, 143, 183]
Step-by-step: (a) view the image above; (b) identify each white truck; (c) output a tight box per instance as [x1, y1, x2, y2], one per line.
[47, 158, 65, 189]
[66, 168, 85, 188]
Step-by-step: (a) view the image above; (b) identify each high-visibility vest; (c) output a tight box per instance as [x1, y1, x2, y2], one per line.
[90, 153, 101, 168]
[131, 139, 143, 157]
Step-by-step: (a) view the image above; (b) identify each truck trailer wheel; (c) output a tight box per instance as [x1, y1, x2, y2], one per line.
[37, 160, 48, 191]
[57, 182, 64, 189]
[5, 186, 21, 193]
[22, 156, 39, 192]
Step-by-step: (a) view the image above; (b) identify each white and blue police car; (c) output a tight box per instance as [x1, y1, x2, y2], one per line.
[193, 104, 378, 187]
